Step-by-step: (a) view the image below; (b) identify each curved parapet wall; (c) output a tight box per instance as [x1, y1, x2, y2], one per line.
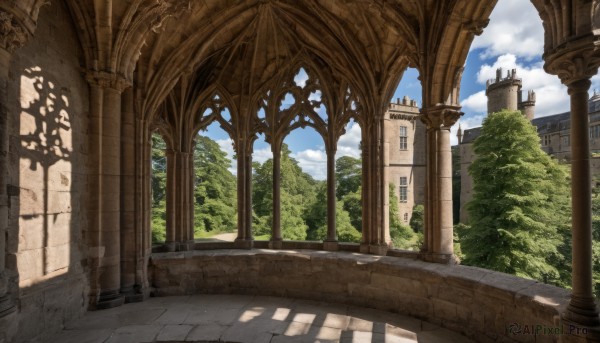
[149, 250, 572, 342]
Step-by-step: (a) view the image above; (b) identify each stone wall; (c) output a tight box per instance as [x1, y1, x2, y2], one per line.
[150, 250, 570, 343]
[0, 1, 90, 342]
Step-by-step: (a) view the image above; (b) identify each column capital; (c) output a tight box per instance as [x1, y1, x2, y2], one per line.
[544, 37, 600, 87]
[420, 105, 463, 129]
[85, 71, 131, 92]
[0, 10, 28, 54]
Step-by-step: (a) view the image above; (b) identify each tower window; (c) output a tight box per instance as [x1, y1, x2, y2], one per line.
[399, 126, 408, 150]
[543, 135, 551, 146]
[399, 177, 408, 203]
[562, 135, 570, 147]
[403, 213, 408, 222]
[591, 125, 600, 139]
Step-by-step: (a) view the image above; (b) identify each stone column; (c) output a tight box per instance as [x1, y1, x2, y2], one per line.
[323, 147, 338, 251]
[86, 72, 128, 309]
[270, 145, 282, 248]
[245, 151, 253, 241]
[164, 149, 177, 251]
[564, 78, 600, 327]
[120, 87, 142, 302]
[0, 8, 31, 317]
[545, 48, 600, 331]
[420, 105, 461, 263]
[235, 141, 252, 249]
[360, 117, 387, 255]
[0, 35, 14, 319]
[134, 118, 150, 298]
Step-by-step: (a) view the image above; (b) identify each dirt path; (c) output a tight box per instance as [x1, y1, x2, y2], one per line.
[210, 232, 237, 242]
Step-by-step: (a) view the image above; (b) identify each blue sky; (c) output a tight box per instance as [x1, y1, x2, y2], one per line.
[204, 0, 600, 180]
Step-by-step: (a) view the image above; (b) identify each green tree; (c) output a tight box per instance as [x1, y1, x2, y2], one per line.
[409, 204, 424, 233]
[462, 110, 570, 283]
[193, 135, 237, 235]
[252, 143, 317, 239]
[151, 133, 167, 243]
[304, 183, 361, 242]
[341, 188, 362, 232]
[336, 156, 361, 199]
[388, 183, 416, 249]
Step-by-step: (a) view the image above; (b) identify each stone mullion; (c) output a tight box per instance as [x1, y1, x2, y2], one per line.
[235, 147, 247, 243]
[186, 152, 194, 245]
[359, 127, 371, 253]
[270, 145, 282, 248]
[140, 127, 152, 293]
[423, 128, 436, 254]
[324, 143, 338, 251]
[134, 118, 150, 298]
[165, 149, 177, 251]
[235, 137, 253, 249]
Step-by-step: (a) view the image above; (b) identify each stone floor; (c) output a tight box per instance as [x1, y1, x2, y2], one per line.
[46, 294, 475, 343]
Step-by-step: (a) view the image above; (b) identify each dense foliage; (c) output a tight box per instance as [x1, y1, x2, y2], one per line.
[389, 183, 418, 249]
[461, 110, 571, 285]
[151, 134, 238, 243]
[151, 133, 167, 243]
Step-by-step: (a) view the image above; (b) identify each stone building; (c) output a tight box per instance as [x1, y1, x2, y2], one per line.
[458, 68, 600, 223]
[385, 96, 426, 225]
[1, 1, 600, 342]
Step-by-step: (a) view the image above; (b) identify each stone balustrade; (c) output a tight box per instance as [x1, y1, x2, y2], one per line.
[150, 249, 572, 343]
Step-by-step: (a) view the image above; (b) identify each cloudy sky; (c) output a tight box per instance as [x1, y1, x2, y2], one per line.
[204, 0, 600, 180]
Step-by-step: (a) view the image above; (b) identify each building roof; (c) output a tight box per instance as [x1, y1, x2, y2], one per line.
[460, 95, 600, 145]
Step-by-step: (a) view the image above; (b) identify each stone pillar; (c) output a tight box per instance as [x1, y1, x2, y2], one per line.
[245, 151, 253, 241]
[360, 117, 387, 255]
[235, 141, 253, 249]
[0, 35, 14, 319]
[120, 87, 142, 302]
[545, 47, 600, 333]
[270, 145, 282, 248]
[323, 147, 338, 251]
[164, 149, 177, 251]
[134, 118, 151, 299]
[564, 78, 600, 327]
[420, 105, 461, 264]
[86, 72, 128, 309]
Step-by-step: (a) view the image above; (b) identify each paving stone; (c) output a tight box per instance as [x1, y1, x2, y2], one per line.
[185, 323, 229, 341]
[155, 324, 193, 341]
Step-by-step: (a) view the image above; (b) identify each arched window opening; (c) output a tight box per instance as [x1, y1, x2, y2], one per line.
[151, 132, 168, 244]
[387, 68, 423, 251]
[193, 111, 238, 242]
[281, 127, 326, 241]
[335, 119, 363, 243]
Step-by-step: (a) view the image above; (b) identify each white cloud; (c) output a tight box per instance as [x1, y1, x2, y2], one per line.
[336, 121, 362, 159]
[253, 146, 273, 165]
[473, 53, 570, 117]
[471, 0, 544, 60]
[460, 91, 487, 115]
[215, 138, 237, 175]
[291, 148, 327, 180]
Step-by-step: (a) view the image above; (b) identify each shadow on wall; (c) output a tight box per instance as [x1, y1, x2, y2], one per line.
[18, 65, 72, 282]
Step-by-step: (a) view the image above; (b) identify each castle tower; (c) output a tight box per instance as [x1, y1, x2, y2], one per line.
[518, 89, 536, 121]
[486, 68, 522, 113]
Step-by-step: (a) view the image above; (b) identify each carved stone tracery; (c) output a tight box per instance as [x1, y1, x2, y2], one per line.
[0, 11, 28, 53]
